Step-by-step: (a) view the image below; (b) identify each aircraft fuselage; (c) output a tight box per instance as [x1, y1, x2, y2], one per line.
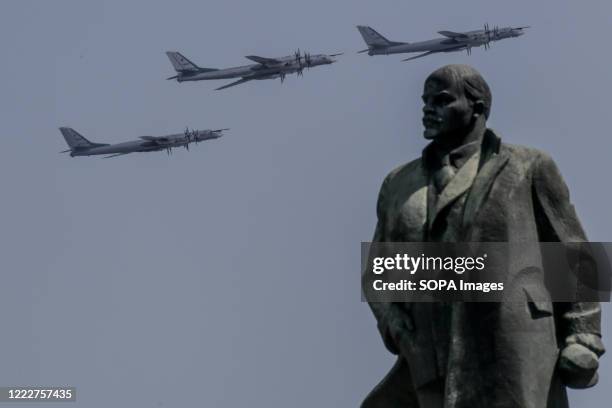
[69, 131, 222, 157]
[369, 37, 467, 55]
[176, 54, 335, 82]
[367, 28, 524, 56]
[71, 140, 153, 156]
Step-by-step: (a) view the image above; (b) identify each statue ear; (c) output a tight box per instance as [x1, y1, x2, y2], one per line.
[472, 100, 485, 118]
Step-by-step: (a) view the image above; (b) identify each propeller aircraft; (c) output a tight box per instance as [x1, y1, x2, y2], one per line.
[165, 50, 342, 90]
[59, 127, 227, 158]
[357, 24, 529, 61]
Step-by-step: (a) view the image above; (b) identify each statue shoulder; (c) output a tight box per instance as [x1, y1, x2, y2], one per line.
[381, 158, 423, 189]
[499, 142, 554, 168]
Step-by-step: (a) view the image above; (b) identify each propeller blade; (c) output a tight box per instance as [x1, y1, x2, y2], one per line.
[295, 49, 303, 69]
[484, 23, 491, 42]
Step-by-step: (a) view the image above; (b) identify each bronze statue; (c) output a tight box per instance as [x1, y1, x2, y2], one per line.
[362, 65, 605, 408]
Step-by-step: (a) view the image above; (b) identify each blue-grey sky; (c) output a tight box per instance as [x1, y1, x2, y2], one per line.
[1, 0, 610, 406]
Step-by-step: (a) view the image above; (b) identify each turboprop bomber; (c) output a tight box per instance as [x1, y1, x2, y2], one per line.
[59, 127, 227, 158]
[357, 24, 528, 61]
[166, 50, 341, 90]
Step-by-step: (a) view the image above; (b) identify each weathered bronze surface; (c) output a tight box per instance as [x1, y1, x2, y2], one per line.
[362, 65, 604, 408]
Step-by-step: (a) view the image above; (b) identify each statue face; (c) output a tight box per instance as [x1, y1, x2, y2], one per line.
[421, 75, 474, 142]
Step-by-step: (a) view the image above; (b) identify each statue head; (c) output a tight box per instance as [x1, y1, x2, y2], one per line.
[422, 64, 492, 144]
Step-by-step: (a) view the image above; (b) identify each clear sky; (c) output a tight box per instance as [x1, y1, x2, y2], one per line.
[1, 0, 610, 406]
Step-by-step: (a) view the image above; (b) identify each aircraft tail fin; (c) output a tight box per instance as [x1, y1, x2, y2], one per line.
[357, 25, 403, 48]
[59, 127, 108, 151]
[165, 51, 218, 73]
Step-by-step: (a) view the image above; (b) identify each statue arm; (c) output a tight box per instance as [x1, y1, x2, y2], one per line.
[532, 152, 602, 338]
[364, 175, 404, 355]
[533, 152, 604, 387]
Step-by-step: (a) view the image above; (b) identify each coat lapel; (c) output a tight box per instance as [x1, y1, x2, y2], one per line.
[461, 151, 509, 232]
[401, 161, 430, 240]
[428, 152, 480, 231]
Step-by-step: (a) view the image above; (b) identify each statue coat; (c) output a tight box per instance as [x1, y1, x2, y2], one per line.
[362, 130, 601, 408]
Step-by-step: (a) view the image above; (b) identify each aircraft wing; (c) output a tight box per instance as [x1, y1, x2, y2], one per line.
[440, 38, 461, 45]
[103, 153, 130, 159]
[402, 50, 442, 61]
[245, 55, 281, 66]
[215, 78, 253, 90]
[438, 30, 469, 39]
[402, 45, 465, 62]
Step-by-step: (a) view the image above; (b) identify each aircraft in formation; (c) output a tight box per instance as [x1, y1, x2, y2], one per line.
[166, 50, 342, 90]
[59, 127, 227, 158]
[357, 24, 529, 61]
[60, 23, 528, 158]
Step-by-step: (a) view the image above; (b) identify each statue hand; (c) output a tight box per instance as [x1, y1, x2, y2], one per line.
[566, 333, 606, 357]
[558, 334, 604, 389]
